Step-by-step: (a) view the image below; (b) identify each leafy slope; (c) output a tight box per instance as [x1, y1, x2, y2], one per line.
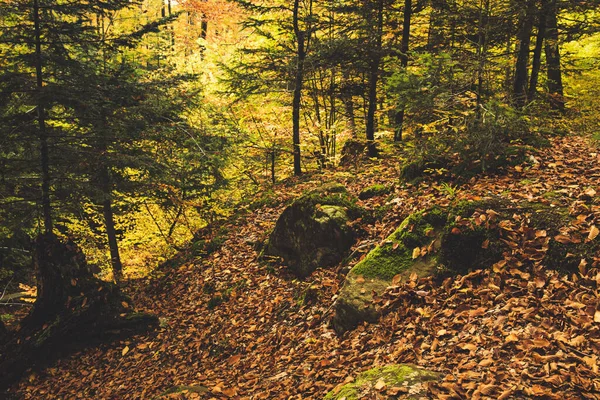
[7, 135, 600, 399]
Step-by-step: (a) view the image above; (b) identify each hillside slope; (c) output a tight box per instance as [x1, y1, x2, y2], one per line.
[6, 135, 600, 399]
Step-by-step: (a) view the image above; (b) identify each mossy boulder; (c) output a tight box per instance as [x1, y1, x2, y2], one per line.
[264, 184, 362, 277]
[359, 184, 393, 200]
[333, 208, 449, 333]
[157, 385, 208, 398]
[324, 364, 439, 400]
[333, 197, 599, 333]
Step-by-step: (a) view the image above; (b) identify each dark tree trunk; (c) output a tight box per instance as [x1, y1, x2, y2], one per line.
[100, 165, 123, 282]
[475, 0, 490, 118]
[528, 8, 546, 102]
[393, 0, 412, 142]
[545, 0, 564, 112]
[0, 233, 157, 389]
[292, 0, 306, 176]
[366, 0, 384, 157]
[513, 2, 534, 108]
[341, 71, 357, 138]
[33, 0, 52, 234]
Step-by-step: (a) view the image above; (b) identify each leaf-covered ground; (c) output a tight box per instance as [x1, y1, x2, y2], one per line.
[6, 135, 600, 399]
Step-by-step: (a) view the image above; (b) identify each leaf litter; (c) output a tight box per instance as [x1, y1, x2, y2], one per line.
[7, 135, 600, 399]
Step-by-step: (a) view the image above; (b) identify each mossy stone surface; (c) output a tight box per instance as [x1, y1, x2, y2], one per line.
[333, 197, 598, 333]
[332, 209, 444, 333]
[359, 184, 393, 200]
[324, 364, 439, 400]
[157, 385, 208, 398]
[264, 185, 362, 277]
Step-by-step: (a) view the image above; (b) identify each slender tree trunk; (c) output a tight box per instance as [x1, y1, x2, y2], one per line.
[292, 0, 306, 175]
[98, 121, 123, 281]
[341, 71, 357, 137]
[545, 0, 564, 112]
[366, 0, 384, 157]
[393, 0, 412, 142]
[33, 0, 52, 234]
[475, 0, 490, 119]
[513, 2, 534, 108]
[528, 9, 546, 102]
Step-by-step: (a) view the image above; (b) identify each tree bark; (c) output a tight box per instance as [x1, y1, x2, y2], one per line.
[292, 0, 306, 176]
[545, 0, 564, 112]
[528, 8, 546, 102]
[365, 0, 384, 157]
[513, 1, 534, 108]
[100, 164, 123, 282]
[33, 0, 52, 234]
[393, 0, 412, 142]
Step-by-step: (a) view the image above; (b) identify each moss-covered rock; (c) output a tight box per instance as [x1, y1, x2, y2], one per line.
[264, 185, 362, 277]
[333, 197, 599, 333]
[332, 208, 446, 333]
[324, 364, 439, 400]
[157, 385, 208, 398]
[359, 184, 393, 200]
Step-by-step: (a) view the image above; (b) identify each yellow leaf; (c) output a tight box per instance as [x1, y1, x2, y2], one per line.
[412, 247, 421, 259]
[122, 346, 130, 356]
[589, 225, 599, 241]
[594, 310, 600, 323]
[505, 333, 519, 343]
[374, 378, 386, 391]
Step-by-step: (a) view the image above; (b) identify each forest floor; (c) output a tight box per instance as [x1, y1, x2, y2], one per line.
[6, 134, 600, 399]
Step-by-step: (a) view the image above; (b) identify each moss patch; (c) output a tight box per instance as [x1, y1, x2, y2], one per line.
[158, 385, 208, 398]
[324, 364, 439, 400]
[359, 184, 393, 200]
[351, 208, 445, 280]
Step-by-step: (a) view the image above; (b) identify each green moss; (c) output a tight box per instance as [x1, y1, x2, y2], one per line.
[324, 364, 438, 400]
[352, 210, 443, 280]
[158, 385, 208, 397]
[359, 184, 393, 200]
[295, 186, 363, 220]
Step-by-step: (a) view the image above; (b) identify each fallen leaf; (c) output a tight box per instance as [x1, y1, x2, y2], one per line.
[589, 225, 599, 241]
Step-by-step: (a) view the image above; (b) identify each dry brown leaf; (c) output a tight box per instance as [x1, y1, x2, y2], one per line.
[589, 225, 599, 241]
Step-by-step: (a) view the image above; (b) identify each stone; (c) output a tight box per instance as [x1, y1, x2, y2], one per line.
[324, 364, 439, 400]
[264, 185, 361, 277]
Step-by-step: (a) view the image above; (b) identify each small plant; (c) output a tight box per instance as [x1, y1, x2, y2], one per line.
[435, 182, 459, 199]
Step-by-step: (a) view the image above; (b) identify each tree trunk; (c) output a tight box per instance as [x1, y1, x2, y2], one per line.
[475, 0, 490, 118]
[365, 0, 384, 157]
[393, 0, 412, 142]
[101, 166, 123, 282]
[1, 233, 157, 389]
[528, 8, 546, 102]
[33, 0, 52, 234]
[513, 2, 534, 108]
[292, 0, 306, 176]
[545, 0, 564, 112]
[341, 71, 357, 138]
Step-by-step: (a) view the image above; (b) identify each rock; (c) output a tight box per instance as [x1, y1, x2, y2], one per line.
[333, 197, 600, 333]
[358, 184, 393, 200]
[264, 185, 361, 277]
[157, 385, 208, 398]
[324, 364, 439, 399]
[332, 208, 446, 333]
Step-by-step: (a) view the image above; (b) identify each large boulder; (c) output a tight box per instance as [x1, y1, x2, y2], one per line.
[264, 184, 362, 277]
[324, 364, 439, 399]
[333, 197, 600, 333]
[332, 207, 450, 333]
